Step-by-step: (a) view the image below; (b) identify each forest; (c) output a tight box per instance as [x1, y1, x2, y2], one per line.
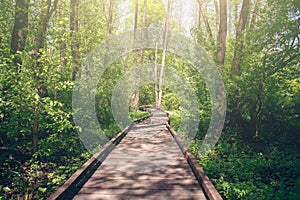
[0, 0, 299, 199]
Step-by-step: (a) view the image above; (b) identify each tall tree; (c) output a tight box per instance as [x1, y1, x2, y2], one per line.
[58, 1, 67, 70]
[214, 0, 219, 34]
[158, 0, 171, 108]
[231, 0, 251, 74]
[70, 0, 79, 81]
[107, 0, 114, 36]
[11, 0, 29, 65]
[197, 0, 213, 39]
[154, 42, 159, 108]
[197, 0, 202, 31]
[250, 0, 261, 28]
[234, 0, 239, 29]
[31, 0, 59, 153]
[136, 0, 147, 110]
[131, 0, 139, 110]
[216, 0, 227, 66]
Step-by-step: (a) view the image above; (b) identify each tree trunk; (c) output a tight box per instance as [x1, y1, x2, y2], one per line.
[154, 42, 159, 108]
[216, 0, 227, 66]
[36, 0, 58, 50]
[250, 0, 261, 28]
[71, 0, 79, 81]
[11, 0, 28, 65]
[197, 0, 213, 39]
[59, 2, 67, 70]
[32, 104, 39, 153]
[31, 0, 58, 153]
[179, 0, 183, 32]
[231, 0, 251, 74]
[135, 0, 147, 110]
[158, 0, 171, 109]
[214, 0, 219, 35]
[107, 0, 114, 36]
[234, 0, 238, 29]
[131, 0, 139, 111]
[197, 1, 202, 30]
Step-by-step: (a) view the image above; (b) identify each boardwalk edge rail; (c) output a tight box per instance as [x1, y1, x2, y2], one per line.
[48, 113, 152, 200]
[166, 123, 223, 200]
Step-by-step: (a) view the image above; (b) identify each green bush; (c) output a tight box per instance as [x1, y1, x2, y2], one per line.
[193, 133, 300, 200]
[129, 110, 149, 121]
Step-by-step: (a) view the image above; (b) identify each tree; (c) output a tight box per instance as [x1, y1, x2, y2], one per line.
[32, 0, 59, 153]
[131, 0, 147, 111]
[11, 0, 28, 65]
[214, 0, 219, 34]
[249, 0, 261, 29]
[231, 0, 251, 74]
[70, 0, 79, 81]
[216, 0, 227, 66]
[154, 42, 159, 107]
[197, 0, 213, 39]
[58, 1, 68, 70]
[137, 0, 147, 109]
[157, 0, 171, 108]
[131, 0, 139, 110]
[107, 0, 114, 36]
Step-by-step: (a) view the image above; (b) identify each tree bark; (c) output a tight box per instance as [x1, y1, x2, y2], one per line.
[131, 0, 139, 111]
[11, 0, 29, 65]
[154, 42, 159, 108]
[231, 0, 251, 74]
[32, 103, 39, 153]
[197, 0, 213, 39]
[36, 0, 58, 50]
[158, 0, 171, 109]
[214, 0, 219, 35]
[234, 0, 238, 29]
[31, 0, 58, 153]
[179, 0, 183, 32]
[197, 1, 202, 30]
[134, 0, 147, 110]
[107, 0, 114, 36]
[71, 0, 79, 81]
[216, 0, 227, 66]
[250, 0, 261, 29]
[228, 0, 232, 36]
[59, 2, 67, 70]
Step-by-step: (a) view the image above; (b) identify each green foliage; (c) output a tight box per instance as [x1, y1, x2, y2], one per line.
[193, 133, 300, 200]
[169, 112, 181, 131]
[162, 92, 179, 111]
[221, 0, 299, 139]
[0, 130, 90, 199]
[127, 0, 166, 29]
[1, 0, 299, 199]
[139, 84, 155, 106]
[130, 110, 149, 121]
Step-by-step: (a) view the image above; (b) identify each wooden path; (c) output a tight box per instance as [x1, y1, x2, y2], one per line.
[49, 109, 222, 200]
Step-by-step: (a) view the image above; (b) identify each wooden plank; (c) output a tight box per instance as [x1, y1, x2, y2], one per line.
[82, 179, 200, 189]
[74, 193, 206, 200]
[74, 188, 206, 199]
[48, 114, 154, 199]
[76, 188, 204, 195]
[166, 123, 223, 200]
[73, 109, 207, 199]
[49, 113, 154, 199]
[50, 109, 221, 200]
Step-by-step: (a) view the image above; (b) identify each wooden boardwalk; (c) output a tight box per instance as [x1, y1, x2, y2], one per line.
[73, 109, 205, 199]
[49, 109, 222, 200]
